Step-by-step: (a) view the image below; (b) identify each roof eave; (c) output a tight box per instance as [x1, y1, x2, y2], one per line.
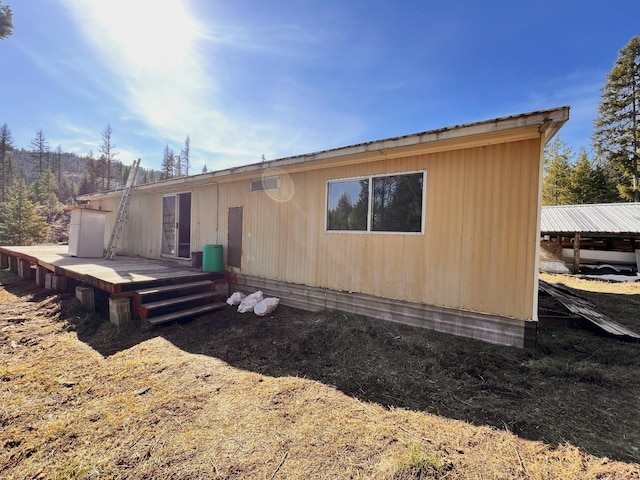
[80, 106, 570, 200]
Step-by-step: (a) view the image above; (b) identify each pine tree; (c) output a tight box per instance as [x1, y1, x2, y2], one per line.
[542, 137, 573, 205]
[100, 124, 118, 190]
[593, 36, 640, 201]
[0, 0, 12, 40]
[181, 136, 191, 176]
[591, 163, 624, 204]
[96, 155, 107, 190]
[3, 154, 17, 192]
[0, 178, 49, 245]
[30, 129, 49, 177]
[30, 168, 60, 220]
[569, 149, 594, 204]
[53, 144, 63, 187]
[77, 174, 94, 196]
[57, 175, 76, 204]
[175, 154, 182, 177]
[161, 145, 175, 180]
[120, 163, 131, 187]
[0, 122, 14, 202]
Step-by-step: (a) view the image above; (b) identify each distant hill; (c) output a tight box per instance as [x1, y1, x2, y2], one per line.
[6, 148, 162, 192]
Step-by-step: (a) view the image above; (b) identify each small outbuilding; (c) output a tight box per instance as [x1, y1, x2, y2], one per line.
[67, 206, 110, 258]
[82, 107, 570, 348]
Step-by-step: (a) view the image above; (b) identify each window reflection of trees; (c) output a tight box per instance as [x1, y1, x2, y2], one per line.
[327, 179, 368, 231]
[372, 173, 423, 232]
[327, 173, 423, 233]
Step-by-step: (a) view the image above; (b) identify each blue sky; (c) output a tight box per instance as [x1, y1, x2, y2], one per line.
[1, 1, 638, 173]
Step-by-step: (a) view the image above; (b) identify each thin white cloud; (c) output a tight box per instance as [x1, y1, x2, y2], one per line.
[59, 1, 238, 165]
[58, 0, 366, 171]
[203, 22, 342, 62]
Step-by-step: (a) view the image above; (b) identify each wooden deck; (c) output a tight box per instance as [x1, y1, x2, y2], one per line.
[0, 245, 226, 294]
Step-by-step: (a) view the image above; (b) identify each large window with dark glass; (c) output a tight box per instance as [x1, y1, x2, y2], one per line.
[326, 171, 424, 233]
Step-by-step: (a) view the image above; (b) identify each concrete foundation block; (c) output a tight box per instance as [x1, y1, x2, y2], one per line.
[45, 273, 67, 291]
[75, 286, 95, 312]
[35, 266, 48, 288]
[52, 275, 67, 291]
[109, 297, 131, 326]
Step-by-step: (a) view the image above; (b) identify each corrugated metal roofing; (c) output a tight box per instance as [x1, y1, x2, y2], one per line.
[541, 203, 640, 234]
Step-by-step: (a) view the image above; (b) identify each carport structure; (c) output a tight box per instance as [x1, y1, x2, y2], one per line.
[540, 203, 640, 273]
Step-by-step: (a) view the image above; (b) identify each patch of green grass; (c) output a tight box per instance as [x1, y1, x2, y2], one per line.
[393, 442, 453, 479]
[51, 462, 94, 480]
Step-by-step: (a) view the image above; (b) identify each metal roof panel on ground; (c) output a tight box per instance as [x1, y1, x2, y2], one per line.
[541, 203, 640, 234]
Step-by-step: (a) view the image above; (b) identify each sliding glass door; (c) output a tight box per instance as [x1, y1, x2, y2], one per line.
[161, 192, 191, 258]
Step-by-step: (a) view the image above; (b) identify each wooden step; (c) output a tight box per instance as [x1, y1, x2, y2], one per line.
[139, 292, 221, 320]
[146, 302, 228, 325]
[142, 292, 221, 311]
[135, 280, 214, 297]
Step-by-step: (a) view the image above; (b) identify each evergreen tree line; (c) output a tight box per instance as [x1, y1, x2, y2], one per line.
[159, 136, 191, 181]
[0, 123, 172, 246]
[543, 36, 639, 205]
[542, 139, 624, 205]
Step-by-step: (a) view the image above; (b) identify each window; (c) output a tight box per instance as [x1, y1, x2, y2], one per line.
[250, 176, 280, 192]
[326, 178, 369, 231]
[326, 171, 425, 233]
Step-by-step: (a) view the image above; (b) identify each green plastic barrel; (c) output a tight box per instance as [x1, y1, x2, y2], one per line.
[202, 244, 223, 272]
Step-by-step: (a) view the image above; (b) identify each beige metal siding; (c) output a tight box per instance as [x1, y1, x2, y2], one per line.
[94, 137, 542, 322]
[233, 138, 540, 320]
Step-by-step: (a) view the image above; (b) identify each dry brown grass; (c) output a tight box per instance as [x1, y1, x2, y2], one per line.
[540, 273, 640, 296]
[1, 270, 639, 479]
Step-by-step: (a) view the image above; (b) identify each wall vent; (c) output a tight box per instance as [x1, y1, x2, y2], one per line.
[250, 176, 280, 192]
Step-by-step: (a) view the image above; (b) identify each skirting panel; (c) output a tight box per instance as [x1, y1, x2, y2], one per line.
[230, 274, 537, 348]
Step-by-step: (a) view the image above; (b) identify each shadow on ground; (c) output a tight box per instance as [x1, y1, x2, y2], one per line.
[3, 273, 639, 464]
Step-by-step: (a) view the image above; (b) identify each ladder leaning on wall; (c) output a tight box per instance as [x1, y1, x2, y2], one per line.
[104, 158, 141, 260]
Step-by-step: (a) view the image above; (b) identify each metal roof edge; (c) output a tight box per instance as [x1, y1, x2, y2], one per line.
[80, 106, 570, 200]
[542, 202, 640, 210]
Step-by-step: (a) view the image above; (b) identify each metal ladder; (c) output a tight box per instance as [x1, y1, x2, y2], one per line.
[104, 158, 141, 260]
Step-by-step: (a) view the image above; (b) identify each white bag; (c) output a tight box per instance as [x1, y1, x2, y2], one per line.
[226, 291, 246, 306]
[254, 297, 280, 317]
[237, 291, 264, 313]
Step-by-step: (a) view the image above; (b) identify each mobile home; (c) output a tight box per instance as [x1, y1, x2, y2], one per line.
[83, 107, 570, 347]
